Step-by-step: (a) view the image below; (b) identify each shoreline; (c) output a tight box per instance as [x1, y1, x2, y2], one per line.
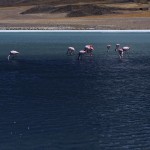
[0, 30, 150, 32]
[0, 17, 150, 30]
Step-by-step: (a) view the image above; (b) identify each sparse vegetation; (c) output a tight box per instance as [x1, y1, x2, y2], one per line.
[0, 0, 149, 29]
[18, 0, 150, 17]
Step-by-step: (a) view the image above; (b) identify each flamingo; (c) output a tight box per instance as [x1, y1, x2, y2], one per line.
[115, 44, 120, 51]
[115, 44, 124, 59]
[107, 44, 111, 52]
[122, 46, 130, 52]
[77, 50, 86, 60]
[8, 50, 19, 61]
[115, 44, 130, 59]
[67, 47, 75, 55]
[84, 45, 94, 56]
[117, 48, 124, 60]
[115, 44, 130, 52]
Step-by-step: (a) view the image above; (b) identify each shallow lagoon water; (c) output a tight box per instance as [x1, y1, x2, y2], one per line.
[0, 32, 150, 150]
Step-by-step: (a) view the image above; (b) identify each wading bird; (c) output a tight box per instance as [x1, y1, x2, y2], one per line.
[67, 47, 75, 55]
[8, 50, 19, 61]
[84, 45, 94, 56]
[115, 44, 130, 60]
[77, 50, 86, 60]
[107, 44, 111, 52]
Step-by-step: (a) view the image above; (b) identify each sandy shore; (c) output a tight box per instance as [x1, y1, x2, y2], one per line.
[0, 17, 150, 30]
[0, 6, 150, 30]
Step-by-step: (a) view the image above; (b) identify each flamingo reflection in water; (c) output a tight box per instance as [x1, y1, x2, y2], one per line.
[8, 50, 19, 61]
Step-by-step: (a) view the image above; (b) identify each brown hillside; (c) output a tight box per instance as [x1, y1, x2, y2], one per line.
[19, 1, 149, 17]
[0, 1, 149, 17]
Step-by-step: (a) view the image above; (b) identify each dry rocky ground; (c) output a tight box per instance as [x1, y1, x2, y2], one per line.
[0, 2, 150, 30]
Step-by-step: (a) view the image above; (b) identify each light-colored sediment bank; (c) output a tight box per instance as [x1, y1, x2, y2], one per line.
[0, 17, 150, 30]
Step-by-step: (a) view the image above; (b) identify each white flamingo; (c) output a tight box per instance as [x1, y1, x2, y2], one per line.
[122, 46, 130, 52]
[115, 44, 120, 51]
[8, 50, 19, 61]
[107, 44, 111, 52]
[67, 47, 75, 55]
[77, 50, 86, 60]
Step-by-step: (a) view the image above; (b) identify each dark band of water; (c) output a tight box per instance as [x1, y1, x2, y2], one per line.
[0, 32, 150, 150]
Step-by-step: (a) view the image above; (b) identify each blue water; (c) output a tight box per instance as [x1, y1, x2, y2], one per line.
[0, 32, 150, 150]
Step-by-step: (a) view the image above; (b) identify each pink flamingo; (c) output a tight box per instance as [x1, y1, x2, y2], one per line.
[117, 48, 124, 60]
[84, 45, 94, 56]
[115, 44, 130, 59]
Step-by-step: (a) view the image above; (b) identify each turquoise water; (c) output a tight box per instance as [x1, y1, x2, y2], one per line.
[0, 32, 150, 150]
